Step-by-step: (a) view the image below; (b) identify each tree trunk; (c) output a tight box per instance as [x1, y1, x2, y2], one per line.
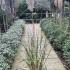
[68, 1, 70, 31]
[69, 1, 70, 24]
[62, 0, 64, 18]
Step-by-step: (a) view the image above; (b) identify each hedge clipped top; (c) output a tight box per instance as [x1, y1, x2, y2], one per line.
[0, 19, 25, 70]
[2, 19, 25, 43]
[40, 18, 70, 68]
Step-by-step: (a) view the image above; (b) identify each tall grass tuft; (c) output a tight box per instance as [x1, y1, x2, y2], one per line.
[24, 34, 47, 70]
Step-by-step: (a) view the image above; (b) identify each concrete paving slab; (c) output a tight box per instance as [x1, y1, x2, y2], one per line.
[11, 24, 66, 70]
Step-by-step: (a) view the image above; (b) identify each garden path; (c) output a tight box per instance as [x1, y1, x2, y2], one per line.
[11, 24, 66, 70]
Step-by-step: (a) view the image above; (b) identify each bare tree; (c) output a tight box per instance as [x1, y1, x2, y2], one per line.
[62, 0, 64, 18]
[69, 0, 70, 24]
[68, 0, 70, 31]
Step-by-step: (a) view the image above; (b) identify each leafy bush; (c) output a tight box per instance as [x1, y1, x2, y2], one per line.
[16, 0, 28, 19]
[16, 1, 46, 23]
[33, 8, 46, 18]
[0, 55, 10, 70]
[16, 0, 33, 23]
[40, 18, 69, 50]
[32, 8, 46, 23]
[62, 33, 70, 67]
[0, 19, 25, 70]
[40, 18, 70, 68]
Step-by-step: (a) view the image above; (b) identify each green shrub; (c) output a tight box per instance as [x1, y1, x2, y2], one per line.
[17, 2, 46, 23]
[0, 55, 10, 70]
[16, 0, 28, 19]
[16, 0, 33, 23]
[33, 8, 46, 18]
[40, 18, 69, 50]
[63, 33, 70, 67]
[0, 19, 25, 70]
[40, 18, 70, 68]
[32, 8, 46, 23]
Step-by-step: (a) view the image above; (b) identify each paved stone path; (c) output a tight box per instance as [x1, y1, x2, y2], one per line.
[11, 24, 66, 70]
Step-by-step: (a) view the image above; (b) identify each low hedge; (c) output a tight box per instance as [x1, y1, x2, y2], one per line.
[0, 19, 25, 70]
[40, 18, 70, 69]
